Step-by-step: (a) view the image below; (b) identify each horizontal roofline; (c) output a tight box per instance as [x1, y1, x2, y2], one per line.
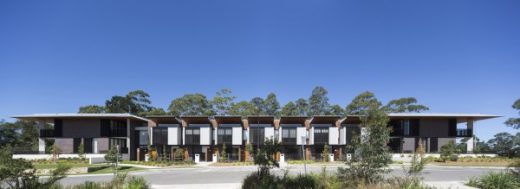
[12, 113, 150, 122]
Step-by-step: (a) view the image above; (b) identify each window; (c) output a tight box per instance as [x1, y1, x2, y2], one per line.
[109, 138, 127, 153]
[404, 120, 410, 136]
[217, 128, 233, 144]
[139, 130, 148, 146]
[282, 128, 297, 144]
[185, 128, 200, 145]
[250, 127, 265, 145]
[314, 127, 329, 144]
[152, 127, 167, 145]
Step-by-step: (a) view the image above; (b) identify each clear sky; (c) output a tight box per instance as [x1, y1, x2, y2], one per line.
[1, 0, 519, 140]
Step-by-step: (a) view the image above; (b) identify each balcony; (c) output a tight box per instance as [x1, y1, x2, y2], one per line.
[39, 129, 55, 137]
[457, 129, 473, 137]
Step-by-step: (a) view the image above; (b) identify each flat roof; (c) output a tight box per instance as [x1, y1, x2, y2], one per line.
[12, 113, 150, 122]
[146, 115, 180, 124]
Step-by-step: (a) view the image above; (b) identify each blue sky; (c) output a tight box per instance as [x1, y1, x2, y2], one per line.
[0, 0, 519, 140]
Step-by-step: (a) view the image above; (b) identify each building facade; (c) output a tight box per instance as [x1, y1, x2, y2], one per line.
[13, 113, 499, 161]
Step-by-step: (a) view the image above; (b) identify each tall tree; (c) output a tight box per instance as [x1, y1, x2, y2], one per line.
[505, 98, 520, 129]
[384, 97, 429, 113]
[228, 101, 256, 116]
[327, 104, 344, 115]
[126, 90, 153, 113]
[488, 132, 516, 157]
[250, 97, 266, 115]
[294, 98, 309, 116]
[144, 107, 168, 116]
[263, 93, 280, 116]
[78, 105, 106, 113]
[280, 102, 298, 116]
[211, 89, 236, 116]
[308, 86, 330, 116]
[345, 91, 382, 115]
[168, 93, 214, 116]
[105, 96, 131, 113]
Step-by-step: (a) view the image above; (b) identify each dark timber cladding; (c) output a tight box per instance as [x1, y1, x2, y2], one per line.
[147, 115, 181, 126]
[214, 116, 243, 125]
[279, 116, 308, 124]
[247, 116, 275, 124]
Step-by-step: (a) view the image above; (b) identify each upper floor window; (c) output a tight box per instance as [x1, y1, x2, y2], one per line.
[314, 127, 329, 144]
[185, 128, 200, 145]
[282, 128, 297, 144]
[250, 127, 265, 145]
[217, 127, 233, 144]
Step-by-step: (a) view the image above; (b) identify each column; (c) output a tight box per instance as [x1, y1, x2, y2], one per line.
[466, 119, 474, 153]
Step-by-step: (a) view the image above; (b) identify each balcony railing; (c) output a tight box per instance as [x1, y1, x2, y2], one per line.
[457, 129, 473, 137]
[40, 129, 55, 137]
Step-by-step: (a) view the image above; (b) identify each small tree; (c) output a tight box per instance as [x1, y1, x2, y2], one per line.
[51, 143, 62, 162]
[104, 146, 119, 175]
[338, 102, 392, 187]
[408, 140, 426, 176]
[321, 145, 330, 162]
[440, 140, 458, 162]
[254, 138, 280, 176]
[220, 144, 228, 162]
[78, 140, 85, 159]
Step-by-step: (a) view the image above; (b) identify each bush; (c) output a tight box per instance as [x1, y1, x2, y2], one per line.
[467, 172, 520, 189]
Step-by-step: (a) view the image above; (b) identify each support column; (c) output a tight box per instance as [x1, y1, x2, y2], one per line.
[467, 119, 474, 153]
[37, 120, 46, 153]
[305, 146, 311, 160]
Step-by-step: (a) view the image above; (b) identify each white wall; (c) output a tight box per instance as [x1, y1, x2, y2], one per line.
[309, 127, 314, 145]
[339, 127, 346, 145]
[200, 127, 211, 145]
[232, 127, 242, 145]
[168, 127, 180, 145]
[296, 127, 306, 145]
[265, 127, 274, 141]
[329, 127, 339, 145]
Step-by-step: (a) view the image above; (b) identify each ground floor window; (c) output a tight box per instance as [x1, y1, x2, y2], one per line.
[109, 138, 127, 153]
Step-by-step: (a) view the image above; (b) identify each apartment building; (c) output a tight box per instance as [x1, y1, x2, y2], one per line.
[13, 113, 499, 161]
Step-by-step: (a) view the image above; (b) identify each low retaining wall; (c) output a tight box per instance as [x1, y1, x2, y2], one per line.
[13, 154, 107, 164]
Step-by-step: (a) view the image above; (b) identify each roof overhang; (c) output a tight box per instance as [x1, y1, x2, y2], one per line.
[214, 116, 243, 124]
[12, 113, 150, 122]
[310, 116, 342, 124]
[181, 116, 211, 124]
[247, 116, 274, 124]
[279, 116, 309, 124]
[146, 115, 180, 124]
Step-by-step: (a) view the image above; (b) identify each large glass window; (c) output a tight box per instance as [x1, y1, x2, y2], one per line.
[217, 127, 233, 144]
[249, 127, 265, 145]
[314, 127, 329, 144]
[282, 128, 297, 144]
[185, 128, 200, 145]
[139, 130, 148, 146]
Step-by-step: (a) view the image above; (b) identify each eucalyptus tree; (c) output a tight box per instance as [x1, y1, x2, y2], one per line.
[168, 93, 214, 116]
[78, 105, 106, 113]
[505, 98, 520, 129]
[345, 91, 382, 115]
[281, 102, 298, 116]
[211, 89, 236, 116]
[264, 93, 280, 117]
[308, 86, 330, 115]
[384, 97, 429, 113]
[295, 98, 309, 116]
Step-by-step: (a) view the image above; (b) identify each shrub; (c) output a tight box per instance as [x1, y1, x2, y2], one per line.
[440, 140, 458, 162]
[467, 172, 520, 189]
[127, 176, 150, 189]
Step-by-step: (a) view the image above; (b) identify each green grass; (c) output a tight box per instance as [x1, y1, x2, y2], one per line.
[32, 163, 91, 169]
[286, 160, 342, 165]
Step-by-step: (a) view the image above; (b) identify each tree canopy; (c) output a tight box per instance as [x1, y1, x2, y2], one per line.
[345, 91, 382, 115]
[168, 93, 214, 116]
[78, 90, 156, 116]
[383, 97, 429, 113]
[505, 98, 520, 129]
[308, 86, 330, 116]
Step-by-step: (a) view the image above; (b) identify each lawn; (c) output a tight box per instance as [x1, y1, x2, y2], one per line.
[210, 161, 255, 166]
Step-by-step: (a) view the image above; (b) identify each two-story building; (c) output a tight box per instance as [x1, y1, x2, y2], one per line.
[13, 113, 499, 161]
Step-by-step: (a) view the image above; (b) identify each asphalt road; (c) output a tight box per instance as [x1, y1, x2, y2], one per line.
[57, 165, 505, 188]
